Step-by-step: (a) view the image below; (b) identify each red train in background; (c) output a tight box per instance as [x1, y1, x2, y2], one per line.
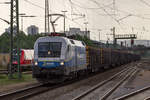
[12, 49, 34, 70]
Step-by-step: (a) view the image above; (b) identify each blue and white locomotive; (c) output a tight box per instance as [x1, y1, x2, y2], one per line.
[33, 35, 141, 83]
[33, 36, 87, 82]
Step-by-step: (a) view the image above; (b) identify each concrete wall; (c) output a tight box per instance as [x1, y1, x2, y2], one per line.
[0, 53, 10, 69]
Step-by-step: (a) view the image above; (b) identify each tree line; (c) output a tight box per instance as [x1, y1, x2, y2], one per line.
[0, 32, 95, 53]
[0, 32, 42, 53]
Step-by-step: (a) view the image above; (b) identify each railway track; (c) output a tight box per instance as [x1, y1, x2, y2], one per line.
[0, 83, 45, 100]
[22, 71, 32, 74]
[0, 69, 8, 74]
[0, 70, 32, 75]
[115, 85, 150, 100]
[0, 63, 138, 100]
[0, 81, 78, 100]
[0, 72, 91, 100]
[72, 66, 139, 100]
[144, 97, 150, 100]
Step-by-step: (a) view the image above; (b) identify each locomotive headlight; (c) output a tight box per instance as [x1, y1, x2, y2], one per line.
[35, 61, 38, 66]
[60, 62, 64, 66]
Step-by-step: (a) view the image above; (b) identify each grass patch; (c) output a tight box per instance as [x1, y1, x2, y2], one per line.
[0, 66, 7, 70]
[0, 74, 35, 86]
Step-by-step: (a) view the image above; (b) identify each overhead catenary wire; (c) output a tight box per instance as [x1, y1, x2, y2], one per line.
[102, 1, 150, 20]
[69, 0, 86, 17]
[23, 0, 150, 29]
[23, 0, 45, 10]
[66, 16, 85, 29]
[69, 0, 128, 34]
[22, 0, 148, 27]
[73, 0, 120, 24]
[69, 0, 100, 9]
[71, 0, 150, 21]
[69, 0, 125, 33]
[22, 0, 85, 30]
[68, 0, 88, 30]
[140, 0, 150, 8]
[89, 0, 128, 33]
[19, 0, 150, 40]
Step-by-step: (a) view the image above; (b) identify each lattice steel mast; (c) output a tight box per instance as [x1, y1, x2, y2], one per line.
[45, 0, 50, 34]
[9, 0, 20, 78]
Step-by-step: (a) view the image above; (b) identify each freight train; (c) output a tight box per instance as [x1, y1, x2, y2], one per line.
[12, 49, 34, 70]
[32, 36, 140, 83]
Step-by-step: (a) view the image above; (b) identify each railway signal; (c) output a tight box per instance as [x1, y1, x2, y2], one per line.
[115, 34, 137, 47]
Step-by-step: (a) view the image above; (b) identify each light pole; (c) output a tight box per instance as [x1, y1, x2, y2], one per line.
[61, 11, 67, 34]
[19, 15, 36, 32]
[98, 29, 102, 47]
[45, 0, 50, 35]
[84, 22, 88, 37]
[98, 29, 101, 42]
[19, 13, 26, 31]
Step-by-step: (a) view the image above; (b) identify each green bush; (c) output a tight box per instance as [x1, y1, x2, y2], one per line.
[0, 32, 43, 53]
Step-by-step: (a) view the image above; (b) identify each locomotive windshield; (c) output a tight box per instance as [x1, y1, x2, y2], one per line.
[38, 42, 62, 58]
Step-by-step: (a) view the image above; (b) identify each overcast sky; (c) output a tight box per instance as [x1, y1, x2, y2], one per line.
[0, 0, 150, 41]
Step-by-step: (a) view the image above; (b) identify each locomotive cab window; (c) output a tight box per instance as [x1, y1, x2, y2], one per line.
[38, 42, 62, 58]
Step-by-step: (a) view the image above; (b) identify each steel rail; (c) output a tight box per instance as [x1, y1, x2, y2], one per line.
[13, 77, 86, 100]
[15, 83, 64, 100]
[0, 74, 87, 100]
[72, 66, 135, 100]
[0, 70, 32, 74]
[144, 97, 150, 100]
[0, 63, 137, 100]
[0, 83, 43, 100]
[0, 70, 8, 74]
[19, 62, 136, 100]
[101, 68, 138, 100]
[115, 85, 150, 100]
